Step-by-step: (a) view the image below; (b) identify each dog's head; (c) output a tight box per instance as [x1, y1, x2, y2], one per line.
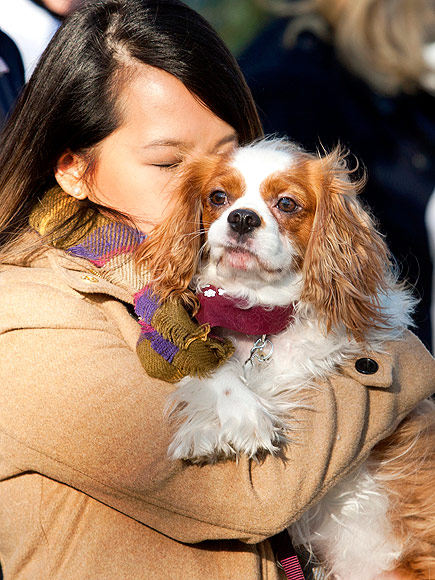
[139, 138, 395, 340]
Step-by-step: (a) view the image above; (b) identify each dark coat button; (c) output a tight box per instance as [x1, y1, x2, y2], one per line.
[355, 358, 379, 375]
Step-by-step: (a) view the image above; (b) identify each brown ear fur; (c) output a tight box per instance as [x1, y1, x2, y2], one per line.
[134, 171, 204, 308]
[134, 157, 221, 308]
[301, 147, 392, 340]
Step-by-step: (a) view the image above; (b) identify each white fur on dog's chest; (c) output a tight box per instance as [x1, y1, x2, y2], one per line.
[225, 320, 357, 385]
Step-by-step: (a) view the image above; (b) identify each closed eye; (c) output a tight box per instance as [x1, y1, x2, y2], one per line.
[152, 162, 181, 170]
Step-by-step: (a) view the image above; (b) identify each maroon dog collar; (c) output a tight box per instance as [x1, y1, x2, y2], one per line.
[196, 285, 295, 335]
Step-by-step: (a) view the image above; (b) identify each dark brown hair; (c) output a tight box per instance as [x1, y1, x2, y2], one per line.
[0, 0, 262, 258]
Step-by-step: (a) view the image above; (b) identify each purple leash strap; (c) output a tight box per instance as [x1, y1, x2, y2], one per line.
[271, 530, 306, 580]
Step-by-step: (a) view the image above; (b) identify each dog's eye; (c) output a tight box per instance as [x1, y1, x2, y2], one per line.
[276, 197, 298, 213]
[209, 190, 228, 206]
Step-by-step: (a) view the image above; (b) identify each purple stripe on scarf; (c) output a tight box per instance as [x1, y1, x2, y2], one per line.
[134, 287, 159, 324]
[68, 224, 146, 265]
[62, 218, 181, 365]
[138, 327, 179, 363]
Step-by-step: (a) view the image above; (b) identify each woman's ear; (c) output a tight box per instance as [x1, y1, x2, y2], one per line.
[54, 151, 88, 200]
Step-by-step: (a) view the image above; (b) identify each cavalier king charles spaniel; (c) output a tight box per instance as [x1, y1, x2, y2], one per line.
[140, 138, 435, 579]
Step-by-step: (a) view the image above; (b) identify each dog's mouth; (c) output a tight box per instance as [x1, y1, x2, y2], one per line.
[217, 246, 282, 275]
[222, 248, 256, 271]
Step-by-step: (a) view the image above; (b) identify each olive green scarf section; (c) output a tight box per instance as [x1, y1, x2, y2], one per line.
[29, 186, 111, 248]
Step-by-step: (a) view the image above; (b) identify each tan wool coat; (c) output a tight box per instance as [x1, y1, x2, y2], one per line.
[0, 243, 434, 579]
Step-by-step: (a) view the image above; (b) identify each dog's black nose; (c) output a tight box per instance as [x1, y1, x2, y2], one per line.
[227, 209, 261, 235]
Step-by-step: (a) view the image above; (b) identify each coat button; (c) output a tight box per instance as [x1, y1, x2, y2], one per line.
[355, 358, 379, 374]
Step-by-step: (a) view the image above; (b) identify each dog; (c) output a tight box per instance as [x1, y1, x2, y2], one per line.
[140, 138, 435, 579]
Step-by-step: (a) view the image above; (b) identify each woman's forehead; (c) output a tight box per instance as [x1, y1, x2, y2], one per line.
[115, 65, 237, 153]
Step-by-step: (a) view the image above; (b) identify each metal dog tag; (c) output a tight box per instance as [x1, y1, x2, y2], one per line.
[243, 334, 274, 377]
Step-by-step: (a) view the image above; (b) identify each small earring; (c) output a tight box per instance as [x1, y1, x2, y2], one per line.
[73, 186, 81, 197]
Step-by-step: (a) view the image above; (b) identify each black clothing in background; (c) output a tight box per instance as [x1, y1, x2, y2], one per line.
[240, 19, 435, 350]
[0, 30, 25, 127]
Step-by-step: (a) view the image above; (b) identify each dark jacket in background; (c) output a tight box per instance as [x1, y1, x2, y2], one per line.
[0, 30, 25, 127]
[240, 19, 435, 351]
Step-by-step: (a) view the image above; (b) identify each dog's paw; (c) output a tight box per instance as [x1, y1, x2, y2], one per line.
[168, 421, 227, 461]
[166, 376, 230, 461]
[167, 371, 287, 461]
[217, 397, 286, 458]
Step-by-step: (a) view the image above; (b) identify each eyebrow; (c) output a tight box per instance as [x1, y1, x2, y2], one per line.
[142, 133, 238, 151]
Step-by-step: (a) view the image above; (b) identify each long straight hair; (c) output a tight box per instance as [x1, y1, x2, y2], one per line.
[0, 0, 262, 259]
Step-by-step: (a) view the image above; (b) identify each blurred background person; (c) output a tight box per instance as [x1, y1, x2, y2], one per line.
[0, 29, 24, 128]
[0, 0, 84, 79]
[427, 189, 435, 349]
[39, 0, 85, 16]
[240, 0, 435, 352]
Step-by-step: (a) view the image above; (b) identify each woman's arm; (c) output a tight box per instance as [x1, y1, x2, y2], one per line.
[0, 273, 433, 544]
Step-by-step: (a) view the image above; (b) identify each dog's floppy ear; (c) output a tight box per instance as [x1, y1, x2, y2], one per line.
[135, 161, 207, 306]
[136, 155, 223, 306]
[301, 146, 392, 340]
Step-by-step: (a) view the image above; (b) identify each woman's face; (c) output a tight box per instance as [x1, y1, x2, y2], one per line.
[57, 65, 237, 233]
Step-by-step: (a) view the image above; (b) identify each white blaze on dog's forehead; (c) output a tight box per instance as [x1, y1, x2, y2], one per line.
[231, 142, 295, 193]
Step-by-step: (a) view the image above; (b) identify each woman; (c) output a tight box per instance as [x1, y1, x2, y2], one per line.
[0, 1, 433, 578]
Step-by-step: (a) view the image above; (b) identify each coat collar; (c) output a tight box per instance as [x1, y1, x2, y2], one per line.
[46, 249, 140, 306]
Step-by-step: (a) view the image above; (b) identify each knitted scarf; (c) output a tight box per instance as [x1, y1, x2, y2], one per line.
[29, 187, 234, 383]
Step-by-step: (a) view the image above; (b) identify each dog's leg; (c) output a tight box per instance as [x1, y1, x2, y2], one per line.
[290, 465, 402, 580]
[167, 361, 285, 460]
[291, 403, 435, 580]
